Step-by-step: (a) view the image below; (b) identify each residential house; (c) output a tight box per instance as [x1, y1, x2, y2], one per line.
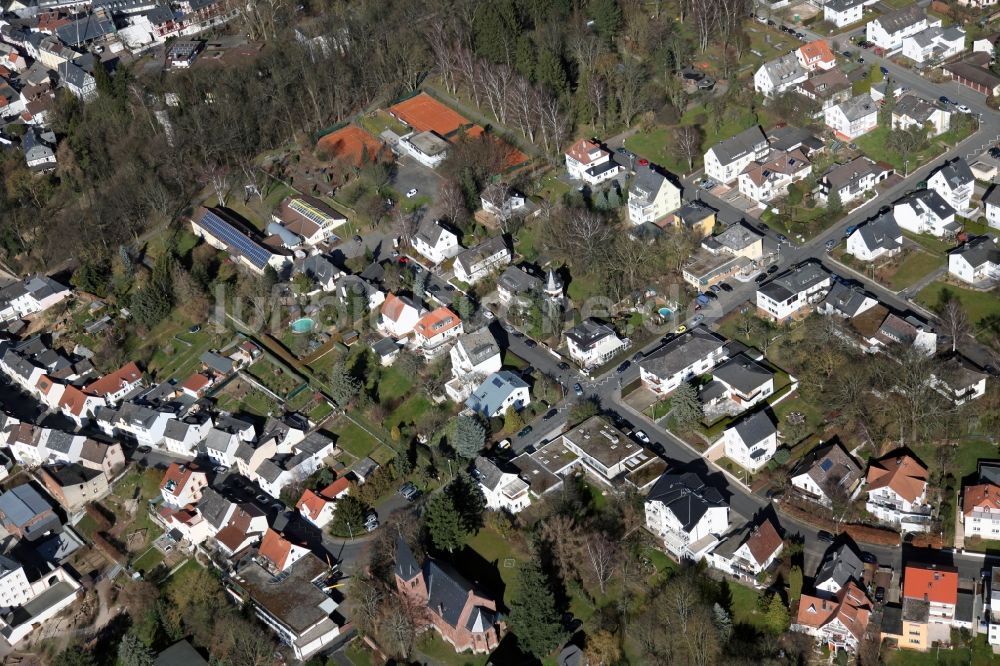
[627, 165, 681, 226]
[845, 212, 903, 261]
[866, 6, 933, 52]
[336, 274, 385, 312]
[927, 157, 975, 216]
[395, 537, 504, 653]
[814, 544, 865, 596]
[83, 361, 144, 405]
[930, 354, 988, 405]
[270, 196, 346, 246]
[903, 564, 958, 624]
[892, 95, 952, 136]
[200, 350, 234, 376]
[106, 403, 177, 449]
[683, 221, 765, 289]
[983, 185, 1000, 229]
[824, 0, 865, 28]
[473, 457, 530, 514]
[756, 262, 832, 321]
[566, 319, 627, 369]
[850, 309, 939, 356]
[825, 93, 878, 140]
[160, 462, 208, 508]
[292, 254, 341, 294]
[944, 52, 1000, 96]
[564, 138, 621, 186]
[22, 127, 57, 170]
[56, 60, 95, 100]
[738, 149, 811, 205]
[948, 235, 1000, 286]
[252, 432, 336, 500]
[865, 453, 931, 532]
[754, 53, 808, 98]
[0, 553, 80, 645]
[0, 275, 70, 323]
[559, 416, 650, 485]
[191, 207, 290, 275]
[0, 483, 60, 540]
[39, 464, 108, 511]
[703, 353, 776, 410]
[722, 408, 779, 472]
[213, 502, 268, 556]
[180, 373, 214, 398]
[371, 337, 402, 366]
[480, 187, 527, 222]
[817, 156, 893, 204]
[892, 189, 956, 237]
[446, 327, 502, 402]
[295, 478, 350, 529]
[669, 201, 717, 237]
[413, 307, 463, 358]
[203, 415, 256, 466]
[639, 326, 728, 395]
[902, 25, 966, 64]
[412, 220, 461, 265]
[790, 440, 863, 506]
[399, 130, 450, 168]
[162, 416, 213, 455]
[453, 236, 511, 285]
[465, 371, 530, 418]
[708, 518, 783, 584]
[817, 281, 879, 318]
[379, 293, 422, 338]
[645, 471, 730, 560]
[794, 582, 872, 653]
[496, 265, 541, 308]
[704, 126, 769, 184]
[77, 438, 125, 478]
[797, 40, 837, 71]
[988, 568, 1000, 649]
[153, 641, 208, 666]
[797, 68, 853, 110]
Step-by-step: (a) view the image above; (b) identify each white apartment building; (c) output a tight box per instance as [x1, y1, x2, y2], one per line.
[639, 327, 728, 395]
[866, 6, 933, 52]
[756, 262, 831, 321]
[565, 319, 627, 369]
[704, 126, 769, 184]
[645, 471, 730, 560]
[473, 457, 530, 514]
[948, 236, 1000, 287]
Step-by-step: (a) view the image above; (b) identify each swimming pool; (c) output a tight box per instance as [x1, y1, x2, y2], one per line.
[290, 318, 315, 334]
[658, 307, 672, 317]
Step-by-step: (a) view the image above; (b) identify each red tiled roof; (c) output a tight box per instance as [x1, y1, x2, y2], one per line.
[565, 138, 606, 165]
[745, 519, 782, 565]
[963, 482, 1000, 516]
[414, 306, 461, 340]
[159, 462, 203, 497]
[84, 361, 142, 397]
[799, 40, 835, 66]
[867, 454, 927, 504]
[181, 373, 212, 393]
[321, 477, 350, 499]
[903, 565, 958, 606]
[58, 385, 89, 416]
[381, 293, 412, 322]
[296, 489, 328, 521]
[797, 581, 871, 643]
[258, 528, 292, 571]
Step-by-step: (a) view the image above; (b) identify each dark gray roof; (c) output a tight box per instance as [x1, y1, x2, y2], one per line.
[296, 431, 335, 455]
[708, 126, 767, 166]
[646, 471, 726, 531]
[474, 456, 504, 492]
[983, 184, 1000, 208]
[673, 201, 716, 228]
[196, 487, 232, 529]
[931, 157, 974, 190]
[394, 535, 421, 580]
[371, 336, 401, 356]
[853, 212, 902, 252]
[835, 93, 876, 123]
[815, 543, 864, 590]
[414, 219, 453, 248]
[497, 265, 541, 295]
[565, 319, 619, 350]
[712, 354, 774, 393]
[950, 236, 1000, 268]
[45, 430, 76, 454]
[894, 188, 954, 221]
[875, 5, 926, 34]
[729, 409, 778, 449]
[767, 126, 824, 154]
[456, 328, 499, 367]
[154, 640, 208, 666]
[825, 0, 865, 11]
[44, 463, 102, 486]
[454, 236, 509, 274]
[57, 61, 91, 90]
[57, 16, 116, 46]
[296, 254, 340, 284]
[893, 95, 944, 124]
[792, 440, 862, 490]
[824, 156, 890, 189]
[199, 351, 233, 375]
[630, 165, 668, 207]
[0, 484, 53, 529]
[640, 326, 726, 379]
[821, 282, 873, 317]
[760, 262, 830, 302]
[425, 558, 485, 629]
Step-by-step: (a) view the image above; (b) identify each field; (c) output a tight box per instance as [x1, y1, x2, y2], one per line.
[329, 416, 382, 461]
[917, 281, 1000, 325]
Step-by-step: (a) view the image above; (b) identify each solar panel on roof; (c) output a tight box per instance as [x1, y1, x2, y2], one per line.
[197, 210, 271, 269]
[289, 199, 337, 226]
[820, 458, 834, 472]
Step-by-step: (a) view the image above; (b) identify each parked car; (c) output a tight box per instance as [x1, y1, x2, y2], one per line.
[365, 519, 379, 532]
[817, 530, 835, 543]
[825, 239, 836, 251]
[616, 361, 631, 374]
[709, 284, 722, 293]
[841, 50, 852, 58]
[353, 235, 363, 244]
[874, 587, 885, 603]
[543, 409, 558, 420]
[405, 188, 418, 198]
[757, 222, 769, 232]
[939, 95, 953, 105]
[521, 366, 534, 377]
[517, 425, 533, 438]
[497, 439, 511, 450]
[573, 382, 584, 396]
[857, 56, 864, 64]
[633, 430, 651, 444]
[719, 282, 733, 292]
[704, 291, 718, 300]
[957, 104, 971, 113]
[755, 273, 768, 283]
[699, 178, 717, 190]
[879, 66, 889, 76]
[524, 339, 538, 348]
[557, 361, 570, 370]
[675, 325, 687, 334]
[483, 309, 495, 320]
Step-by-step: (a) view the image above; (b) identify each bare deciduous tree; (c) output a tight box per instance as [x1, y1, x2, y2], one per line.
[584, 532, 618, 594]
[673, 126, 702, 171]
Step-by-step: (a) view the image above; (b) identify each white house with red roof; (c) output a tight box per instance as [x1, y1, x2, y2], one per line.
[180, 373, 213, 398]
[213, 503, 268, 556]
[160, 462, 208, 508]
[57, 384, 105, 427]
[83, 361, 144, 405]
[296, 478, 350, 528]
[797, 41, 837, 71]
[564, 138, 621, 185]
[963, 481, 1000, 539]
[379, 293, 422, 339]
[793, 582, 872, 653]
[708, 517, 784, 585]
[258, 528, 310, 573]
[414, 306, 463, 358]
[865, 453, 931, 532]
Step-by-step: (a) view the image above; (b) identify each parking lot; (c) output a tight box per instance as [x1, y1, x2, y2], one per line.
[390, 154, 441, 203]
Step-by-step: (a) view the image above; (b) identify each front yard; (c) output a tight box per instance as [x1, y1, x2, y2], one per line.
[855, 126, 944, 173]
[917, 281, 1000, 325]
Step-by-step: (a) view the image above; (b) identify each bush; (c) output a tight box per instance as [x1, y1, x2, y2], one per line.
[772, 449, 791, 466]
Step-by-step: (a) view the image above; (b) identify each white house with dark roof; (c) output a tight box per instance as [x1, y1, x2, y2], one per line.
[825, 93, 877, 140]
[790, 440, 863, 507]
[627, 165, 681, 225]
[496, 266, 541, 308]
[704, 126, 769, 184]
[645, 471, 730, 559]
[930, 354, 988, 405]
[892, 189, 956, 237]
[565, 319, 627, 369]
[446, 327, 502, 402]
[928, 158, 975, 216]
[817, 156, 893, 204]
[707, 353, 775, 410]
[708, 518, 784, 584]
[754, 53, 808, 98]
[866, 5, 933, 52]
[565, 138, 621, 185]
[465, 371, 530, 418]
[473, 457, 530, 514]
[948, 236, 1000, 287]
[902, 25, 966, 64]
[639, 326, 728, 395]
[0, 275, 70, 323]
[983, 185, 1000, 229]
[453, 236, 510, 285]
[412, 219, 460, 265]
[56, 60, 95, 100]
[756, 262, 831, 321]
[814, 543, 866, 596]
[846, 212, 903, 261]
[824, 0, 865, 28]
[722, 408, 779, 472]
[817, 282, 879, 318]
[892, 95, 952, 136]
[738, 149, 811, 205]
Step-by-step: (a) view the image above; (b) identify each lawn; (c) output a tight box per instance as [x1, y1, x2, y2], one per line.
[902, 230, 955, 255]
[536, 173, 571, 204]
[855, 126, 944, 173]
[132, 547, 165, 573]
[378, 366, 414, 402]
[624, 126, 690, 175]
[416, 632, 489, 666]
[308, 401, 335, 424]
[680, 105, 759, 156]
[358, 110, 409, 138]
[884, 636, 995, 665]
[884, 250, 944, 291]
[502, 351, 527, 370]
[114, 468, 164, 501]
[911, 439, 998, 481]
[345, 640, 375, 666]
[329, 418, 381, 461]
[388, 394, 432, 429]
[75, 515, 98, 540]
[728, 581, 772, 632]
[917, 281, 1000, 325]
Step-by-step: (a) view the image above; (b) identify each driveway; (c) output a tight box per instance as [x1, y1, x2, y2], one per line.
[390, 155, 441, 203]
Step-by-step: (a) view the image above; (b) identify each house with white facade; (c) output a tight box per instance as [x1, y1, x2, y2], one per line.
[645, 471, 730, 560]
[708, 518, 784, 585]
[722, 409, 779, 472]
[817, 156, 893, 204]
[865, 453, 932, 532]
[738, 149, 811, 205]
[398, 130, 450, 168]
[825, 93, 877, 140]
[703, 353, 775, 410]
[473, 457, 530, 514]
[754, 53, 808, 98]
[846, 212, 903, 261]
[797, 68, 853, 110]
[379, 293, 422, 339]
[445, 327, 502, 402]
[815, 544, 866, 597]
[160, 462, 208, 509]
[639, 326, 728, 395]
[565, 319, 627, 369]
[984, 185, 1000, 229]
[892, 95, 952, 136]
[892, 189, 956, 237]
[0, 275, 70, 323]
[756, 262, 832, 321]
[564, 138, 621, 186]
[412, 220, 461, 265]
[866, 5, 933, 53]
[790, 440, 863, 506]
[902, 564, 959, 627]
[704, 126, 769, 184]
[162, 416, 213, 456]
[627, 165, 681, 226]
[496, 265, 542, 308]
[817, 282, 880, 319]
[930, 353, 988, 405]
[465, 371, 530, 418]
[794, 583, 872, 653]
[928, 158, 975, 216]
[797, 41, 837, 71]
[296, 478, 349, 529]
[560, 416, 651, 486]
[825, 0, 865, 28]
[413, 306, 463, 358]
[948, 235, 1000, 287]
[902, 25, 966, 64]
[453, 236, 510, 285]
